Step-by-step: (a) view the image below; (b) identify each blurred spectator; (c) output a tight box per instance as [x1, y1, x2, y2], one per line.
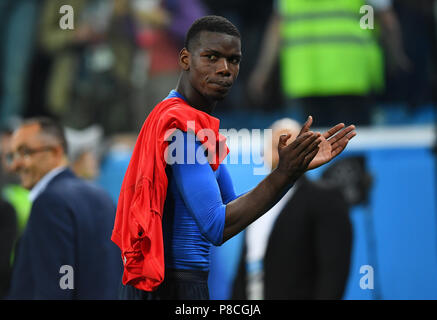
[38, 0, 137, 134]
[0, 197, 16, 299]
[65, 125, 104, 180]
[0, 0, 40, 128]
[0, 128, 31, 235]
[130, 0, 207, 130]
[232, 118, 353, 299]
[0, 126, 30, 299]
[371, 0, 412, 75]
[247, 0, 409, 127]
[320, 155, 377, 298]
[320, 156, 373, 207]
[381, 0, 437, 111]
[6, 117, 122, 299]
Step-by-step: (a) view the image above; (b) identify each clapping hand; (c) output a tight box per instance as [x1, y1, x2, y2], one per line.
[276, 116, 357, 181]
[276, 117, 322, 181]
[302, 116, 357, 170]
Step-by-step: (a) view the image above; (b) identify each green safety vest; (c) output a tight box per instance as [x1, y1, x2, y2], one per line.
[2, 184, 31, 265]
[278, 0, 384, 98]
[3, 184, 31, 235]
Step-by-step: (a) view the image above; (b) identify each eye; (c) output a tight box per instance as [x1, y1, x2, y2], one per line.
[22, 149, 34, 157]
[207, 54, 218, 62]
[18, 147, 30, 157]
[230, 57, 241, 65]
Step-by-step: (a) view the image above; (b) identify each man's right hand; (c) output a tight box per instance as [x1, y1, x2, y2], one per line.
[222, 116, 320, 242]
[275, 116, 321, 182]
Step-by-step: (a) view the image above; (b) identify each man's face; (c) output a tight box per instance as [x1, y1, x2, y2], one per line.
[187, 31, 241, 101]
[72, 150, 99, 180]
[9, 124, 61, 190]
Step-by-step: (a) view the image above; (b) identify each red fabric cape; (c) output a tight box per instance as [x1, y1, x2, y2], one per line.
[111, 97, 229, 291]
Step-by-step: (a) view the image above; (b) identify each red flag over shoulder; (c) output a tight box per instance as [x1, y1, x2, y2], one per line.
[111, 96, 229, 291]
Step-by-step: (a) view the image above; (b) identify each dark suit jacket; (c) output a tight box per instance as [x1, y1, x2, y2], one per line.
[7, 169, 122, 299]
[232, 177, 352, 300]
[0, 198, 17, 299]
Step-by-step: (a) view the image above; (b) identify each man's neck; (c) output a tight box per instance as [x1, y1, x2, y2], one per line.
[176, 75, 217, 114]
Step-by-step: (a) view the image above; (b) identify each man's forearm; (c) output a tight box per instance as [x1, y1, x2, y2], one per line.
[221, 128, 323, 243]
[222, 168, 294, 243]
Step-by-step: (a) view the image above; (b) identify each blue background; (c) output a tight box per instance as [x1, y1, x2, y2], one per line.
[97, 133, 437, 300]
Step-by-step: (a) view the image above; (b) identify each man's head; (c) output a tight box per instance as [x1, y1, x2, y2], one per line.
[9, 117, 68, 189]
[265, 118, 302, 170]
[65, 125, 103, 180]
[179, 16, 242, 104]
[184, 15, 241, 52]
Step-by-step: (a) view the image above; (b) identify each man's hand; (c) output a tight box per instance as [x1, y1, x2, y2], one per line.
[276, 116, 322, 182]
[308, 122, 357, 170]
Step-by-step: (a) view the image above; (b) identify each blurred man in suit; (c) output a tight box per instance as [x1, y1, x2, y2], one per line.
[232, 118, 353, 299]
[6, 117, 122, 299]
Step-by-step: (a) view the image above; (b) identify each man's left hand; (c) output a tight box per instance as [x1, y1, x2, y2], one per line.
[308, 123, 356, 170]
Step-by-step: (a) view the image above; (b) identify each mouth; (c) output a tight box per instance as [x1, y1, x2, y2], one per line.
[210, 80, 232, 89]
[18, 168, 30, 178]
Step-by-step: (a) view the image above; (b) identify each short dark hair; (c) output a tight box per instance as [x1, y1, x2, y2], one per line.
[22, 117, 68, 154]
[184, 15, 241, 51]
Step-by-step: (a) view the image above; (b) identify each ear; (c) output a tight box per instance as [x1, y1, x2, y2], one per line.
[179, 48, 190, 71]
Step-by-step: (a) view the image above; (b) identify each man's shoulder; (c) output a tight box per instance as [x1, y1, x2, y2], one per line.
[34, 176, 115, 220]
[30, 188, 70, 222]
[299, 178, 343, 197]
[157, 98, 195, 118]
[280, 178, 347, 214]
[43, 171, 112, 203]
[299, 179, 349, 214]
[43, 171, 80, 195]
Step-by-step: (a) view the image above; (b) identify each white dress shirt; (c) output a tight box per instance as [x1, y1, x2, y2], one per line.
[245, 185, 296, 299]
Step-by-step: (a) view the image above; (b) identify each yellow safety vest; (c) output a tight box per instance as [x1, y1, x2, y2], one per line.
[278, 0, 384, 98]
[3, 184, 31, 265]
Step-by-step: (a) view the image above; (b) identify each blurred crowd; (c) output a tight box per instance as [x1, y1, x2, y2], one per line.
[0, 0, 436, 300]
[0, 0, 205, 134]
[0, 0, 435, 135]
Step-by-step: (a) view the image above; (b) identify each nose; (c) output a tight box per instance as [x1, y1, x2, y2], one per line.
[216, 58, 231, 76]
